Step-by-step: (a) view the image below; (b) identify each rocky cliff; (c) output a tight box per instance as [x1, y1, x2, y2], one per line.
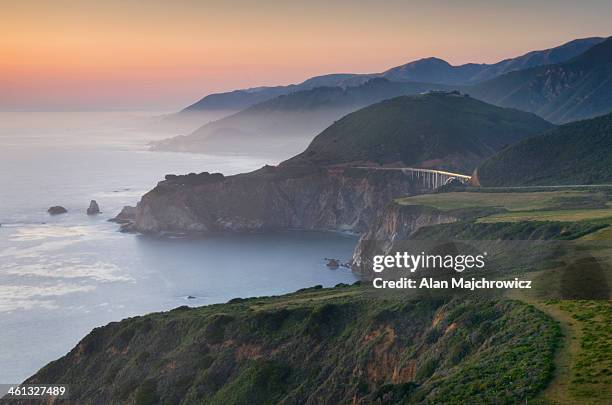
[129, 92, 554, 236]
[11, 285, 560, 404]
[352, 203, 460, 271]
[132, 167, 430, 235]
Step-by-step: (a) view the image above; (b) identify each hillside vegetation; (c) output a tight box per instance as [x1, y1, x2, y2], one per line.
[17, 286, 560, 405]
[476, 112, 612, 186]
[284, 92, 552, 173]
[397, 190, 612, 230]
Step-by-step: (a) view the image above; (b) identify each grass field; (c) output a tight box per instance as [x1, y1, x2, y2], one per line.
[509, 286, 612, 405]
[397, 189, 612, 403]
[477, 208, 612, 224]
[538, 300, 612, 404]
[396, 191, 612, 234]
[580, 226, 612, 241]
[395, 190, 601, 211]
[558, 300, 612, 402]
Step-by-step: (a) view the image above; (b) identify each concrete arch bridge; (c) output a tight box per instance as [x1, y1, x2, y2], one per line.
[355, 166, 472, 190]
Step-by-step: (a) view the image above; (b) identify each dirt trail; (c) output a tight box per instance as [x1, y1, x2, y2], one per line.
[508, 288, 607, 405]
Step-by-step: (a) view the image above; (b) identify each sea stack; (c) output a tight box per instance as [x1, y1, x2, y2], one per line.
[48, 206, 67, 215]
[325, 258, 340, 269]
[87, 200, 100, 215]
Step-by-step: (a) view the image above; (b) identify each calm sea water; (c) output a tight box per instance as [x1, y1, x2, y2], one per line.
[0, 112, 358, 384]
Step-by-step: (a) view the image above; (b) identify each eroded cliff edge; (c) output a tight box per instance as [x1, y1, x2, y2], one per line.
[352, 203, 461, 270]
[132, 166, 427, 235]
[127, 92, 553, 236]
[12, 285, 560, 404]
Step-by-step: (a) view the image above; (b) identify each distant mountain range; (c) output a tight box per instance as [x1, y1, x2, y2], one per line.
[470, 37, 612, 123]
[283, 92, 553, 173]
[181, 37, 604, 114]
[181, 74, 360, 113]
[152, 79, 451, 156]
[157, 36, 610, 157]
[475, 111, 612, 186]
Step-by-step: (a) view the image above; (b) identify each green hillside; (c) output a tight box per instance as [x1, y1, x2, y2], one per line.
[284, 92, 552, 173]
[20, 285, 560, 404]
[476, 112, 612, 186]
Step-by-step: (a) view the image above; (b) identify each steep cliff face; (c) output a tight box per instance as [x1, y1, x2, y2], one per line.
[133, 167, 426, 235]
[13, 286, 560, 405]
[352, 203, 460, 270]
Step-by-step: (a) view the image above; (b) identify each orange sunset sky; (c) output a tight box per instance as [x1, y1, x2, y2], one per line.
[1, 0, 611, 111]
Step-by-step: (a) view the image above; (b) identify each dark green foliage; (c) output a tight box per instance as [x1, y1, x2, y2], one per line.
[283, 92, 552, 172]
[209, 360, 291, 405]
[204, 314, 234, 344]
[412, 220, 607, 241]
[477, 112, 612, 186]
[135, 379, 160, 405]
[560, 257, 610, 300]
[415, 358, 438, 380]
[19, 286, 560, 405]
[373, 382, 419, 403]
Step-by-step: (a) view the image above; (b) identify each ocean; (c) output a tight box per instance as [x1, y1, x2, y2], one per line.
[0, 112, 358, 383]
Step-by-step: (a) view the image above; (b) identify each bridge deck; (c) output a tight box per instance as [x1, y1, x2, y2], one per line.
[353, 166, 472, 180]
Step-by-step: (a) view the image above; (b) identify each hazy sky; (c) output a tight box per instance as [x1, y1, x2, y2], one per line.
[2, 0, 611, 111]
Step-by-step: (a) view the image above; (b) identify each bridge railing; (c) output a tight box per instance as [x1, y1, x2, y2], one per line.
[351, 166, 472, 189]
[400, 167, 471, 180]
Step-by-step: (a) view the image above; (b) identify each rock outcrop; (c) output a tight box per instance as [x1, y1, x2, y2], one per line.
[132, 167, 426, 235]
[127, 92, 554, 237]
[109, 205, 137, 224]
[87, 200, 100, 215]
[352, 203, 460, 271]
[325, 258, 340, 269]
[47, 206, 67, 215]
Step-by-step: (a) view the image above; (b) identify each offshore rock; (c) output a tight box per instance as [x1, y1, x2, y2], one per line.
[47, 206, 67, 215]
[87, 200, 100, 215]
[325, 258, 340, 269]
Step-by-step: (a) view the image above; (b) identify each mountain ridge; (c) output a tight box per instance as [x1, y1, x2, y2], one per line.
[152, 79, 452, 156]
[180, 37, 604, 115]
[283, 91, 553, 172]
[470, 37, 612, 123]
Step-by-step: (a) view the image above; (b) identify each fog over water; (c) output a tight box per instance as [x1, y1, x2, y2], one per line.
[0, 112, 358, 384]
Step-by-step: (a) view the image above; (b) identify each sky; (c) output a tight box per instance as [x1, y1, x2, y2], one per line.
[1, 0, 611, 111]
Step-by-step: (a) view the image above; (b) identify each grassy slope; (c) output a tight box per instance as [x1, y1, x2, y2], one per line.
[397, 190, 612, 227]
[476, 112, 612, 187]
[283, 92, 552, 173]
[18, 190, 610, 404]
[477, 208, 612, 224]
[19, 285, 561, 405]
[396, 190, 603, 211]
[397, 189, 612, 404]
[507, 288, 612, 405]
[553, 300, 612, 402]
